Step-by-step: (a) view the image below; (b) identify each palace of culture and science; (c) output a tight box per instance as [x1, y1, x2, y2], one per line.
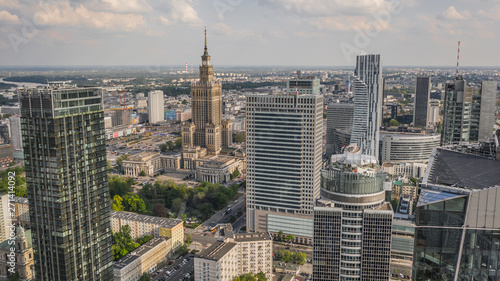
[180, 29, 243, 180]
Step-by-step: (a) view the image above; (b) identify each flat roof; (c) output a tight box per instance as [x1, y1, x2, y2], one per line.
[14, 196, 29, 204]
[114, 238, 168, 270]
[111, 211, 182, 228]
[197, 241, 237, 261]
[234, 232, 272, 242]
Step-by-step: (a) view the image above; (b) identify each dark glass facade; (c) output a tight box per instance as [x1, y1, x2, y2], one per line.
[415, 195, 500, 281]
[20, 87, 113, 280]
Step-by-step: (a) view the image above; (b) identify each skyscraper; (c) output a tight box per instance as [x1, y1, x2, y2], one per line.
[326, 103, 354, 155]
[350, 54, 383, 159]
[441, 76, 472, 145]
[182, 28, 222, 155]
[470, 80, 497, 141]
[148, 90, 164, 124]
[20, 85, 113, 280]
[414, 139, 500, 280]
[414, 76, 431, 127]
[441, 77, 496, 145]
[246, 73, 323, 244]
[313, 144, 393, 281]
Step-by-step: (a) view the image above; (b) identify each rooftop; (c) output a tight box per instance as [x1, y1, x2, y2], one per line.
[197, 241, 237, 261]
[427, 148, 500, 190]
[234, 232, 272, 242]
[114, 238, 168, 270]
[111, 211, 182, 229]
[14, 196, 29, 204]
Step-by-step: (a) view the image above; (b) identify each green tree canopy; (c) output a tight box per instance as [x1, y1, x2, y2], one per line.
[388, 119, 399, 127]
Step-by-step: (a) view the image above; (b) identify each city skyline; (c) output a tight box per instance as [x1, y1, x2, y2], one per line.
[1, 1, 500, 67]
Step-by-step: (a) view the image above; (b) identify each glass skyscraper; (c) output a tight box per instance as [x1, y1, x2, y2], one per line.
[313, 145, 393, 281]
[20, 85, 113, 280]
[350, 54, 383, 159]
[414, 142, 500, 280]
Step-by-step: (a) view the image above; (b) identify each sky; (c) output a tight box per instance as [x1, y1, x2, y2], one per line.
[0, 0, 499, 67]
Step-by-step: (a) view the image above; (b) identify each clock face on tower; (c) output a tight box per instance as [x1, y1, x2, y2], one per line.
[203, 61, 206, 66]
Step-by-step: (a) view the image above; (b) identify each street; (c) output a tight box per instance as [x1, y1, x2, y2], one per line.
[199, 194, 246, 230]
[152, 257, 194, 281]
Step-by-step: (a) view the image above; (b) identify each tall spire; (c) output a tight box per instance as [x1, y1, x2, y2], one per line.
[203, 25, 209, 56]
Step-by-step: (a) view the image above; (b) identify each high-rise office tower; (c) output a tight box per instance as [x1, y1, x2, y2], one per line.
[441, 78, 496, 145]
[181, 28, 227, 155]
[148, 90, 164, 124]
[20, 85, 113, 280]
[414, 76, 431, 127]
[414, 139, 500, 280]
[246, 73, 323, 245]
[441, 76, 472, 145]
[326, 103, 354, 156]
[350, 54, 383, 159]
[470, 80, 497, 141]
[313, 144, 393, 281]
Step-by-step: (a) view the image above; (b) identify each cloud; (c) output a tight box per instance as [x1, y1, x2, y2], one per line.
[0, 0, 20, 8]
[159, 0, 201, 26]
[478, 6, 500, 21]
[262, 0, 394, 16]
[99, 0, 152, 13]
[309, 15, 391, 31]
[35, 1, 146, 31]
[437, 6, 471, 20]
[0, 10, 19, 23]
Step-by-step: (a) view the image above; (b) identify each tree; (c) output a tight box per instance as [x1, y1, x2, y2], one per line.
[182, 99, 188, 104]
[231, 168, 240, 180]
[277, 231, 283, 241]
[255, 271, 267, 281]
[388, 119, 399, 127]
[177, 244, 189, 255]
[115, 154, 129, 170]
[139, 170, 146, 177]
[291, 252, 307, 265]
[286, 234, 294, 243]
[112, 195, 125, 211]
[186, 233, 192, 245]
[229, 215, 236, 223]
[181, 214, 187, 224]
[139, 235, 152, 244]
[171, 198, 184, 213]
[108, 175, 133, 197]
[281, 250, 291, 262]
[153, 203, 167, 217]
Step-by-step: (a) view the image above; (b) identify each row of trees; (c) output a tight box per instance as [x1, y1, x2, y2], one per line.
[233, 272, 267, 281]
[276, 231, 294, 243]
[275, 250, 307, 265]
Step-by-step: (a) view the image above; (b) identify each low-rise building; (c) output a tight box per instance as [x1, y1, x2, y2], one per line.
[14, 197, 30, 228]
[113, 237, 171, 281]
[194, 224, 273, 281]
[122, 152, 182, 177]
[194, 241, 239, 281]
[110, 211, 184, 251]
[0, 144, 13, 167]
[382, 162, 427, 179]
[195, 156, 245, 184]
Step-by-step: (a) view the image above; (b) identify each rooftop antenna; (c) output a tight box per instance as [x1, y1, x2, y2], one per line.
[456, 41, 460, 78]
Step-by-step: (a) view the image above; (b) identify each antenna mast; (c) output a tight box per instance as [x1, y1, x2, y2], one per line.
[456, 41, 460, 78]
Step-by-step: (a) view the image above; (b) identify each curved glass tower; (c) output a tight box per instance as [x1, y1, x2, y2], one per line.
[313, 145, 393, 281]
